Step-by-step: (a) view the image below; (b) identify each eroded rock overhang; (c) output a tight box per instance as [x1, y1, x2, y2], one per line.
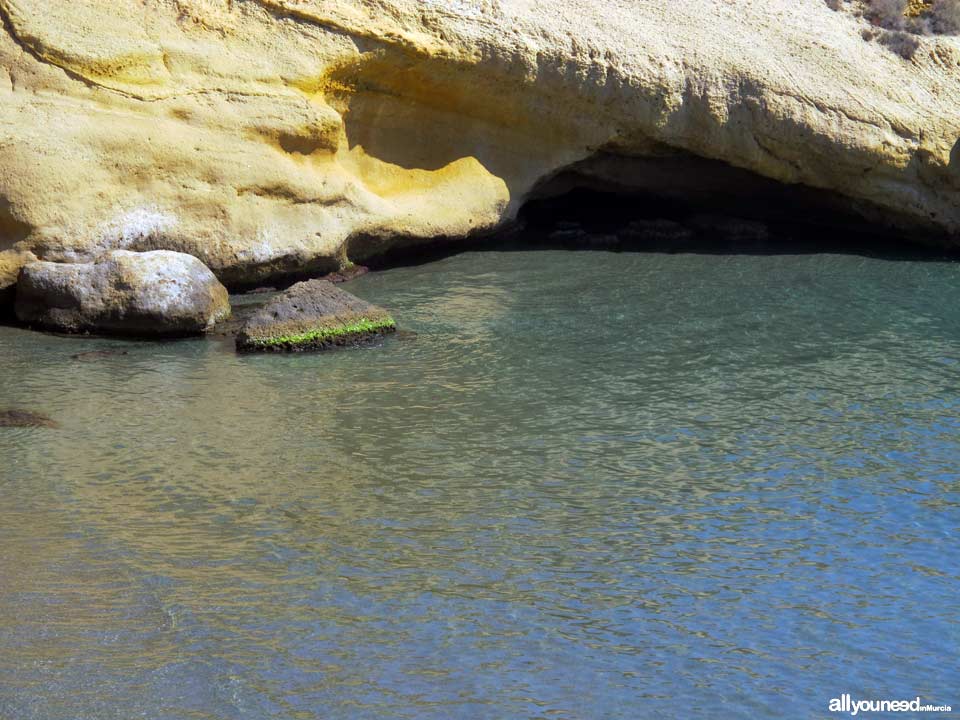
[1, 0, 959, 286]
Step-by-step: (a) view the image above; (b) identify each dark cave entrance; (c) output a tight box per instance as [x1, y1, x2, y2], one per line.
[364, 151, 960, 271]
[515, 152, 957, 260]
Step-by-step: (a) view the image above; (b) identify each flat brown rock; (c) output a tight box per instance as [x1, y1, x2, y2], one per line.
[235, 279, 396, 352]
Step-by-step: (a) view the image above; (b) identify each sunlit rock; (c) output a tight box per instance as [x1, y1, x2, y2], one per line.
[0, 0, 959, 287]
[15, 250, 230, 335]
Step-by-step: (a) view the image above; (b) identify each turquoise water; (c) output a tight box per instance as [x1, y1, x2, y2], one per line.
[1, 249, 958, 718]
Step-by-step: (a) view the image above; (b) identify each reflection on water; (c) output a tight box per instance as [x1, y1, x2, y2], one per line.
[1, 250, 958, 719]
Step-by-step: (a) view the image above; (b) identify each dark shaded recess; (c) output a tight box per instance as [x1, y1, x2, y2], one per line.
[364, 152, 960, 271]
[0, 197, 31, 315]
[0, 291, 16, 320]
[219, 255, 341, 294]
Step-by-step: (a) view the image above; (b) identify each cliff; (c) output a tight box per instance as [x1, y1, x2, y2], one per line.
[2, 0, 960, 286]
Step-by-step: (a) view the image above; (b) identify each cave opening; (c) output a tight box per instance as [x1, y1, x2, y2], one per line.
[516, 185, 931, 258]
[365, 151, 960, 271]
[517, 151, 959, 260]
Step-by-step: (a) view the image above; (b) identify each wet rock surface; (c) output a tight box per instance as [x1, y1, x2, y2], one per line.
[236, 279, 396, 352]
[15, 250, 231, 336]
[323, 265, 370, 284]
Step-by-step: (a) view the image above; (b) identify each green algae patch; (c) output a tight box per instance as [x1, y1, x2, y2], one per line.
[241, 316, 396, 351]
[235, 279, 397, 353]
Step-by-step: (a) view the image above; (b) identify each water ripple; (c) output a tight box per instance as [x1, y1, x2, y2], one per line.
[1, 250, 958, 718]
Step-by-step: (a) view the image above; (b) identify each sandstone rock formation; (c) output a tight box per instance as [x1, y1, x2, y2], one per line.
[236, 279, 396, 351]
[1, 0, 960, 287]
[16, 250, 230, 335]
[0, 248, 37, 307]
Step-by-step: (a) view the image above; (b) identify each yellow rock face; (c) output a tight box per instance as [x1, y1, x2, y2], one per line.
[1, 0, 960, 283]
[0, 248, 36, 299]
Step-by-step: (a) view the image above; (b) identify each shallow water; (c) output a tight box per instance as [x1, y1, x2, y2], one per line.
[1, 249, 958, 719]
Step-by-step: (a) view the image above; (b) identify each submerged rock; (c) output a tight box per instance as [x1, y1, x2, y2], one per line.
[236, 279, 396, 352]
[0, 409, 57, 428]
[15, 250, 230, 336]
[70, 349, 130, 362]
[394, 329, 419, 342]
